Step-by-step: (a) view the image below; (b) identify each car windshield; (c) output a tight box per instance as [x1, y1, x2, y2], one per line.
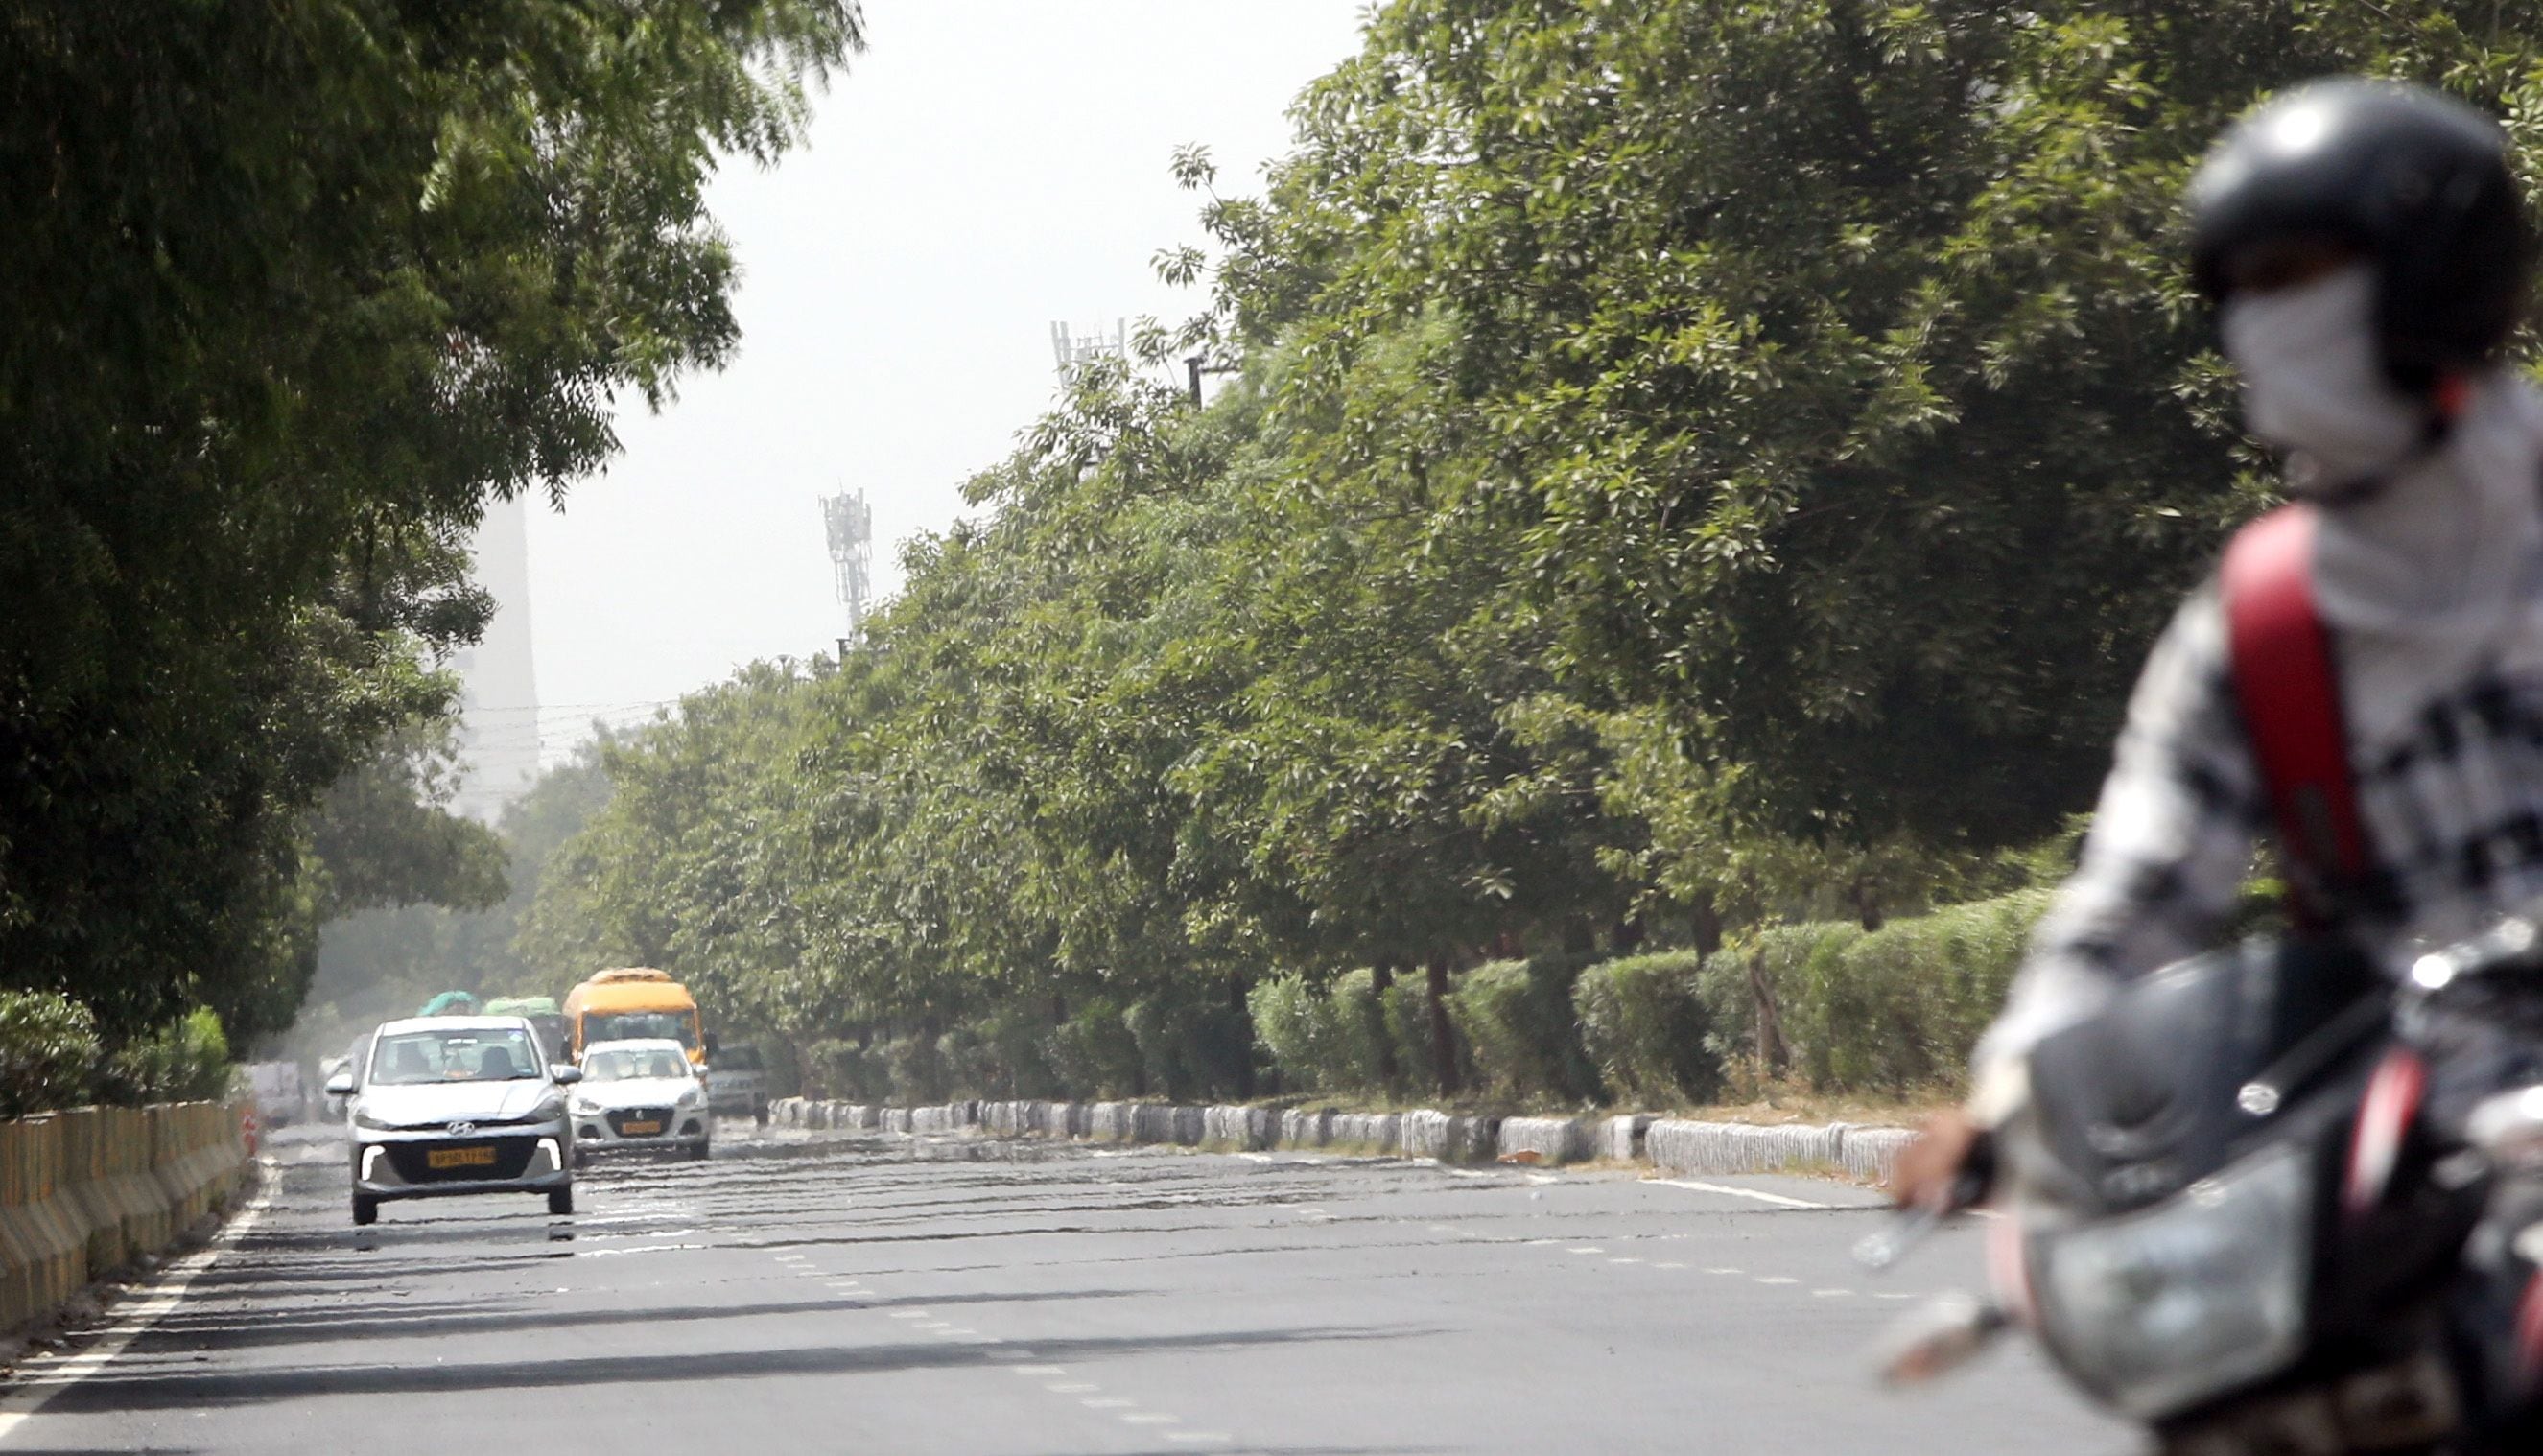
[368, 1028, 544, 1086]
[586, 1048, 693, 1082]
[719, 1046, 762, 1070]
[586, 1011, 696, 1048]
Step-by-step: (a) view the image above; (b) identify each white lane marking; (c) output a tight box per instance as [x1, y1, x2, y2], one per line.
[1236, 1153, 1276, 1163]
[1047, 1382, 1100, 1394]
[1124, 1413, 1180, 1425]
[1813, 1289, 1853, 1298]
[1566, 1247, 1604, 1255]
[1444, 1167, 1495, 1180]
[1164, 1434, 1232, 1444]
[1609, 1257, 1642, 1265]
[1874, 1292, 1920, 1302]
[886, 1310, 930, 1320]
[0, 1181, 273, 1443]
[1754, 1277, 1798, 1286]
[1655, 1262, 1686, 1270]
[1013, 1365, 1066, 1375]
[1083, 1397, 1137, 1409]
[1705, 1267, 1743, 1275]
[1653, 1178, 1836, 1210]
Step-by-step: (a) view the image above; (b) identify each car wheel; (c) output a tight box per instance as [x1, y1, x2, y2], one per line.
[687, 1140, 711, 1162]
[352, 1195, 378, 1227]
[548, 1186, 575, 1216]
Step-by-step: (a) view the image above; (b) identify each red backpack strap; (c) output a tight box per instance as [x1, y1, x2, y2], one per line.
[2219, 504, 2371, 926]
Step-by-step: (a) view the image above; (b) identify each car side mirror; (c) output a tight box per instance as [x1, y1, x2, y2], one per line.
[325, 1072, 355, 1097]
[552, 1065, 583, 1086]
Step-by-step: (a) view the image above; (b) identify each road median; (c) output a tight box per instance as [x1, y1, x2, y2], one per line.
[765, 1094, 1909, 1186]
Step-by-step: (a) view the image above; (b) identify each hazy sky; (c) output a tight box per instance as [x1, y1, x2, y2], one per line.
[512, 2, 1370, 762]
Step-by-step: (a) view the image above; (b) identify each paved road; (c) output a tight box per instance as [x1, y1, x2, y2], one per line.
[1, 1122, 2133, 1454]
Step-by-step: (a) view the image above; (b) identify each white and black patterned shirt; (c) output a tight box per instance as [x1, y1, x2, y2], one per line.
[1975, 374, 2543, 1113]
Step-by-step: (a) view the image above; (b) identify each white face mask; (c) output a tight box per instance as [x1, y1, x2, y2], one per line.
[2219, 264, 2431, 491]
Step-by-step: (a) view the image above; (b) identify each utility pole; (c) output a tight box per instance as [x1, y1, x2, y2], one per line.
[1185, 354, 1236, 408]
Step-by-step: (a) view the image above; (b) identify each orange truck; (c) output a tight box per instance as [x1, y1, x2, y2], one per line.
[560, 968, 706, 1066]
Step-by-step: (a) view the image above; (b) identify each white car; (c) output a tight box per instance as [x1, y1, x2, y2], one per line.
[330, 1016, 580, 1226]
[704, 1041, 769, 1125]
[572, 1039, 712, 1159]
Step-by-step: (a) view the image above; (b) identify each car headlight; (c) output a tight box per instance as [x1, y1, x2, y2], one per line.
[2034, 1143, 2312, 1419]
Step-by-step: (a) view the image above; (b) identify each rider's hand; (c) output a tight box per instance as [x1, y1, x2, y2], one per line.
[1891, 1107, 1982, 1210]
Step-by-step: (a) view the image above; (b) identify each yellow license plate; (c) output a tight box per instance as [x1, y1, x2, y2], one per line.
[621, 1120, 661, 1136]
[427, 1145, 498, 1170]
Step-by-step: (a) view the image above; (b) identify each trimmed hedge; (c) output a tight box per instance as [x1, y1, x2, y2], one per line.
[1573, 951, 1715, 1107]
[1447, 955, 1599, 1104]
[813, 890, 2056, 1111]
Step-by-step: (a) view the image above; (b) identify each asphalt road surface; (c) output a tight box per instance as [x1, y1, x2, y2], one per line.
[0, 1121, 2135, 1454]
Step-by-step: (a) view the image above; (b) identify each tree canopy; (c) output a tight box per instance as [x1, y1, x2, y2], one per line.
[0, 1, 862, 1044]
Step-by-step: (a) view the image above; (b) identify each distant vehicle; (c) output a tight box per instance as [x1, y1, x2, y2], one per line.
[241, 1060, 306, 1128]
[704, 1042, 770, 1126]
[571, 1039, 711, 1159]
[562, 969, 705, 1067]
[327, 1015, 581, 1226]
[483, 996, 569, 1066]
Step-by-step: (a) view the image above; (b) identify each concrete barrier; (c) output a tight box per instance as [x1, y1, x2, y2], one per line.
[0, 1100, 252, 1336]
[1496, 1116, 1594, 1165]
[1645, 1119, 1847, 1178]
[769, 1089, 1904, 1186]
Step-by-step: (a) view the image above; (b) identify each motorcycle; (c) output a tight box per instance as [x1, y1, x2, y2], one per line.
[1872, 914, 2543, 1454]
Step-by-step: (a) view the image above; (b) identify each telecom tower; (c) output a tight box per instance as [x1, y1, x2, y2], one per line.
[1049, 319, 1128, 373]
[823, 488, 874, 641]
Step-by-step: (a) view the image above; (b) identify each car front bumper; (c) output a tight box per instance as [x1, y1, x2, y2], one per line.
[352, 1127, 571, 1201]
[574, 1108, 711, 1150]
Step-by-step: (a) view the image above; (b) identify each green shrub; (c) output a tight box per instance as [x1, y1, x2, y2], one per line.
[1126, 991, 1251, 1103]
[100, 1008, 230, 1106]
[1447, 955, 1599, 1104]
[1329, 968, 1393, 1091]
[1046, 998, 1142, 1099]
[1252, 969, 1402, 1094]
[1697, 921, 1861, 1094]
[940, 1009, 1065, 1100]
[0, 990, 102, 1117]
[1796, 890, 2050, 1093]
[802, 1038, 889, 1101]
[1573, 951, 1715, 1108]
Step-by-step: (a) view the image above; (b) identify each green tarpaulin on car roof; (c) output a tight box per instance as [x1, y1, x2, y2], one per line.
[417, 991, 479, 1017]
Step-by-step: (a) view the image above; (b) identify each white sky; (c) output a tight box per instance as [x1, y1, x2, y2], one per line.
[512, 2, 1371, 761]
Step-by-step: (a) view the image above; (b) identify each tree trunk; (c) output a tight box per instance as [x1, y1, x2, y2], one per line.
[1229, 974, 1255, 1099]
[1690, 892, 1723, 962]
[1371, 960, 1399, 1089]
[1746, 945, 1787, 1083]
[1611, 915, 1645, 954]
[1853, 876, 1885, 933]
[1425, 954, 1459, 1097]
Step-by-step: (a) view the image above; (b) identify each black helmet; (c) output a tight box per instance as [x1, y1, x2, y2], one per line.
[2188, 77, 2531, 389]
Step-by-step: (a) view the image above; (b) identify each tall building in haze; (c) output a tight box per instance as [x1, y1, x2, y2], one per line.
[451, 494, 540, 823]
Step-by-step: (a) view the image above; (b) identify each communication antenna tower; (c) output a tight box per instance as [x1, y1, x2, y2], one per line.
[1049, 319, 1128, 374]
[822, 488, 874, 641]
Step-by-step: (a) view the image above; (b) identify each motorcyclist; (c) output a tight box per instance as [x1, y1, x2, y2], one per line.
[1896, 75, 2543, 1289]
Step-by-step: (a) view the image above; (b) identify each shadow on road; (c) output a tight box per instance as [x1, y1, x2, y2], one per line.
[41, 1324, 1436, 1413]
[139, 1286, 1142, 1350]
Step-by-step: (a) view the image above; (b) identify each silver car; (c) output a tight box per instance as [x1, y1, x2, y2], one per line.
[329, 1016, 581, 1225]
[572, 1039, 712, 1159]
